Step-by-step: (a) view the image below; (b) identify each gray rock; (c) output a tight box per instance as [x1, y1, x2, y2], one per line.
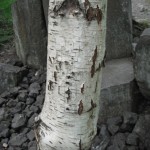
[27, 130, 35, 141]
[107, 116, 122, 126]
[99, 58, 138, 123]
[27, 113, 38, 128]
[29, 82, 41, 98]
[133, 114, 150, 149]
[134, 28, 150, 100]
[0, 63, 28, 94]
[112, 133, 126, 149]
[7, 99, 18, 108]
[18, 92, 28, 102]
[0, 128, 10, 138]
[30, 105, 39, 113]
[11, 114, 27, 129]
[28, 141, 37, 148]
[108, 124, 119, 135]
[26, 97, 35, 105]
[106, 0, 132, 60]
[0, 108, 5, 121]
[123, 111, 138, 125]
[126, 133, 139, 146]
[12, 0, 47, 69]
[28, 147, 37, 150]
[10, 102, 26, 114]
[35, 95, 44, 106]
[0, 121, 11, 133]
[107, 145, 120, 150]
[126, 146, 138, 150]
[9, 133, 28, 147]
[0, 97, 5, 106]
[99, 124, 110, 138]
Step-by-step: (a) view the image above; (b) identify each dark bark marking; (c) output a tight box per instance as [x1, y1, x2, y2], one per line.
[53, 21, 58, 26]
[81, 84, 84, 94]
[95, 81, 98, 93]
[91, 46, 97, 78]
[84, 0, 90, 9]
[54, 71, 57, 81]
[59, 62, 62, 69]
[101, 50, 107, 67]
[91, 99, 96, 108]
[78, 100, 83, 115]
[48, 80, 53, 91]
[84, 0, 102, 24]
[87, 99, 96, 112]
[96, 5, 102, 24]
[66, 108, 70, 110]
[53, 0, 82, 17]
[65, 88, 71, 101]
[49, 56, 52, 64]
[79, 139, 82, 150]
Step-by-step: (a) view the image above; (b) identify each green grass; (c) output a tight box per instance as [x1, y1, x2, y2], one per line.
[0, 0, 16, 46]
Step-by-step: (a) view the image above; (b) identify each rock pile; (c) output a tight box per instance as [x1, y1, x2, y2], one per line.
[0, 66, 46, 150]
[92, 112, 150, 150]
[0, 62, 149, 150]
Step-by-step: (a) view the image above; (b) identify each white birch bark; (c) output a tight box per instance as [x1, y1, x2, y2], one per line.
[37, 0, 107, 149]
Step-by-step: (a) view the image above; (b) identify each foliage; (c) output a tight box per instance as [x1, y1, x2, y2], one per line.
[0, 0, 16, 45]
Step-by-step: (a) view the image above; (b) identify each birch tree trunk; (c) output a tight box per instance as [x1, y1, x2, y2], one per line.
[36, 0, 107, 149]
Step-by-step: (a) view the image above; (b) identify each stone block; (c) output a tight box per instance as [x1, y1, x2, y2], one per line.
[99, 58, 138, 123]
[134, 28, 150, 100]
[106, 0, 132, 60]
[11, 0, 47, 69]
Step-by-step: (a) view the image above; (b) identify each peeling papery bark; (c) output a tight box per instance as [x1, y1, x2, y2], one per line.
[37, 0, 107, 149]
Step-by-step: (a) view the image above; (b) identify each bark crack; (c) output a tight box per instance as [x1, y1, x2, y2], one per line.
[91, 46, 98, 78]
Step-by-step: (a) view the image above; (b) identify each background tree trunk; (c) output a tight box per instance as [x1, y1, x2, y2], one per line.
[37, 0, 107, 149]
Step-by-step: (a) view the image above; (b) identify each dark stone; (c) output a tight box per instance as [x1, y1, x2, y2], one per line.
[27, 130, 35, 141]
[35, 95, 44, 106]
[0, 63, 28, 94]
[133, 114, 150, 149]
[27, 113, 38, 128]
[134, 28, 150, 100]
[126, 133, 139, 146]
[0, 128, 10, 138]
[22, 128, 30, 134]
[99, 124, 110, 138]
[107, 116, 123, 126]
[108, 124, 119, 135]
[106, 0, 132, 60]
[29, 82, 41, 98]
[18, 92, 28, 102]
[12, 0, 47, 69]
[30, 105, 40, 113]
[0, 107, 5, 121]
[0, 97, 6, 106]
[120, 112, 138, 132]
[123, 112, 138, 125]
[112, 133, 126, 149]
[28, 141, 37, 148]
[10, 102, 26, 114]
[7, 99, 18, 108]
[26, 97, 35, 105]
[107, 145, 120, 150]
[0, 121, 11, 133]
[9, 133, 28, 147]
[11, 114, 27, 129]
[126, 146, 138, 150]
